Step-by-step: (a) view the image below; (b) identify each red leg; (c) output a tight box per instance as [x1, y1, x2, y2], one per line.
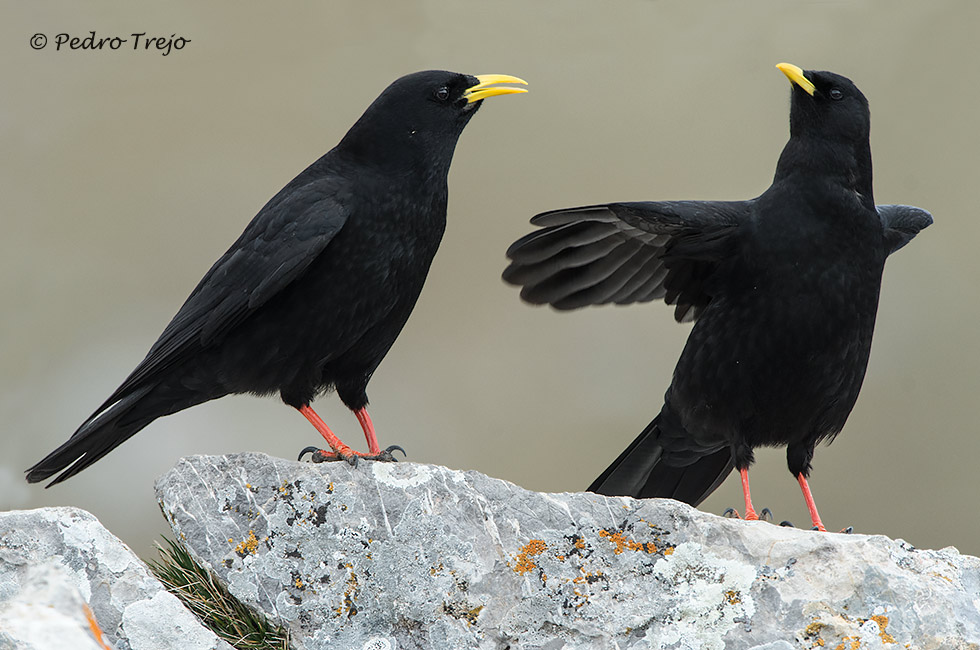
[297, 405, 355, 459]
[739, 468, 760, 521]
[354, 407, 381, 455]
[797, 473, 827, 532]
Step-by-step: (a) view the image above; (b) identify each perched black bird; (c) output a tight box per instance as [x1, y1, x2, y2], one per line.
[28, 70, 527, 486]
[503, 63, 931, 530]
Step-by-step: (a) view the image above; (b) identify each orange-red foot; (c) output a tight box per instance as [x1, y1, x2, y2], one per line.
[734, 467, 763, 520]
[297, 444, 405, 466]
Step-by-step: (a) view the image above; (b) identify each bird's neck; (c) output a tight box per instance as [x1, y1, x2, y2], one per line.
[337, 121, 459, 181]
[774, 136, 874, 204]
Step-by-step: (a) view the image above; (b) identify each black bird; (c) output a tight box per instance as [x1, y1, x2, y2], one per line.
[503, 63, 931, 530]
[28, 70, 527, 486]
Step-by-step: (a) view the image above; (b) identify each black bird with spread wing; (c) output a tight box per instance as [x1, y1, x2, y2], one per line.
[28, 70, 527, 486]
[503, 63, 930, 530]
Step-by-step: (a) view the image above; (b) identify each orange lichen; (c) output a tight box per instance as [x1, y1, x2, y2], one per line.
[84, 604, 112, 650]
[598, 529, 656, 555]
[572, 569, 604, 585]
[513, 539, 547, 574]
[870, 615, 896, 643]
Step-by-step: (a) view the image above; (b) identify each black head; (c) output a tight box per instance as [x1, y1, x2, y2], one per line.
[774, 63, 874, 199]
[338, 70, 527, 173]
[777, 63, 870, 145]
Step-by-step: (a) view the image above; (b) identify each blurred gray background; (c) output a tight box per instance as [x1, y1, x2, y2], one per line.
[3, 1, 976, 560]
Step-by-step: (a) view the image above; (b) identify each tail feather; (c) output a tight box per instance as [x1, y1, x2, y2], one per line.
[588, 417, 664, 495]
[589, 415, 735, 506]
[26, 384, 157, 486]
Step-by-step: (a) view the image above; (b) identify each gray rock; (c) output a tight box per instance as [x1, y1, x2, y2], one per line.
[0, 507, 233, 650]
[156, 453, 980, 650]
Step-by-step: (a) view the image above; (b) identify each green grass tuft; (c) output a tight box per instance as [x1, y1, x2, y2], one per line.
[147, 537, 291, 650]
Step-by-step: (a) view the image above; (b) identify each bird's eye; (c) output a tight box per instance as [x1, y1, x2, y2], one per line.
[434, 87, 450, 102]
[829, 88, 843, 101]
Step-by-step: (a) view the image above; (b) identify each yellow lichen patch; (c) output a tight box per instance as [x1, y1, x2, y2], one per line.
[574, 537, 586, 550]
[929, 572, 953, 584]
[724, 590, 741, 605]
[664, 547, 674, 555]
[513, 539, 547, 574]
[295, 577, 304, 589]
[870, 615, 896, 644]
[334, 568, 359, 618]
[463, 605, 484, 624]
[443, 602, 485, 625]
[234, 530, 259, 556]
[598, 529, 655, 555]
[805, 621, 825, 637]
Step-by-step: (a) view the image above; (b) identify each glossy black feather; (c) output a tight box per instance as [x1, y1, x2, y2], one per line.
[504, 68, 932, 505]
[28, 70, 494, 485]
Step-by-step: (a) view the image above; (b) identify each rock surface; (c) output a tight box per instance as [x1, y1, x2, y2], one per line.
[0, 507, 233, 650]
[156, 453, 980, 650]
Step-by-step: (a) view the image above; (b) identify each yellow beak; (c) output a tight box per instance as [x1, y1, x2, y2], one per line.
[776, 62, 816, 96]
[464, 74, 529, 104]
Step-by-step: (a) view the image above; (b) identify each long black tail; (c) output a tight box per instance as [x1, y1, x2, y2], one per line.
[24, 375, 219, 487]
[588, 415, 735, 506]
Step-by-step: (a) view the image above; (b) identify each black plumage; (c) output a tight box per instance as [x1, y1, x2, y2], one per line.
[28, 70, 526, 486]
[503, 63, 931, 530]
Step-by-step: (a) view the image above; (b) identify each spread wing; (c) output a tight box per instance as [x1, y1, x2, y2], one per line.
[502, 201, 746, 322]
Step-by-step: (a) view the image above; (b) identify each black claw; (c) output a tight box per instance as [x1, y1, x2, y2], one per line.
[385, 444, 407, 458]
[759, 507, 774, 522]
[840, 526, 854, 534]
[722, 507, 738, 518]
[296, 444, 405, 465]
[779, 520, 795, 527]
[298, 446, 320, 461]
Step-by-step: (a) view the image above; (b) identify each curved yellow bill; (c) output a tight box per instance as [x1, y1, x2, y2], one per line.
[776, 62, 816, 96]
[464, 74, 529, 103]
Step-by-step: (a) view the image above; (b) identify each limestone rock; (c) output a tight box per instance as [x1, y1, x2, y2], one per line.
[0, 507, 233, 650]
[156, 453, 980, 650]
